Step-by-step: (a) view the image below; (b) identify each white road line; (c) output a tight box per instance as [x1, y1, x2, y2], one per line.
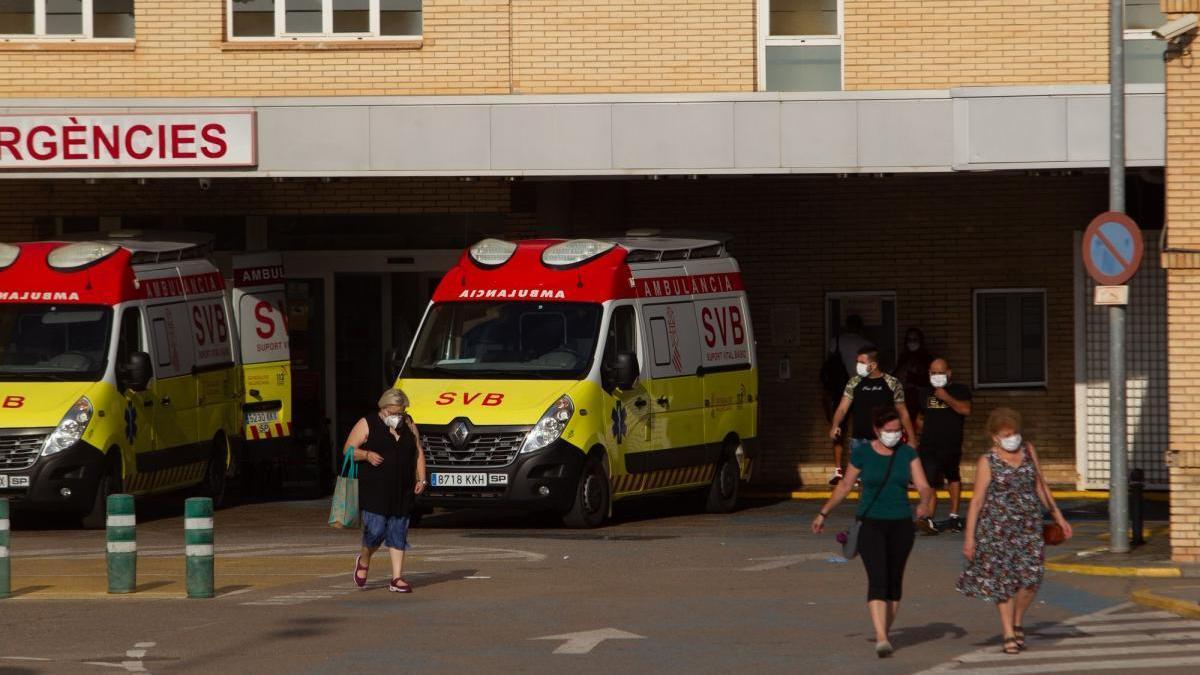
[931, 655, 1200, 675]
[1039, 619, 1200, 634]
[957, 642, 1200, 663]
[739, 552, 835, 572]
[1025, 630, 1200, 647]
[214, 587, 256, 599]
[1066, 610, 1178, 623]
[1, 657, 53, 662]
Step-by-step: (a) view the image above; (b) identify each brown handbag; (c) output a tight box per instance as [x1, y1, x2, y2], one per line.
[1043, 522, 1066, 545]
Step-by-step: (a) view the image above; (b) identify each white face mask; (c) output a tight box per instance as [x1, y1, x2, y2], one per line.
[384, 414, 403, 429]
[999, 434, 1023, 452]
[855, 362, 871, 377]
[879, 430, 903, 448]
[930, 374, 948, 388]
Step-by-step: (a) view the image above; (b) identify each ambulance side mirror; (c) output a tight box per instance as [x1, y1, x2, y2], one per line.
[385, 346, 406, 384]
[608, 351, 639, 391]
[120, 351, 152, 392]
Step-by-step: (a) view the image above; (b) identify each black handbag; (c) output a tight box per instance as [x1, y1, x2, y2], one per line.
[842, 449, 899, 559]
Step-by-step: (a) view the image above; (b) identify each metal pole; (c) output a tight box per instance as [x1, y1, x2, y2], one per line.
[1109, 0, 1130, 554]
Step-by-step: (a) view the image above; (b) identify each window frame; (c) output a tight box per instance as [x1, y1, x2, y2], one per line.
[972, 288, 1049, 390]
[226, 0, 422, 42]
[0, 0, 134, 42]
[757, 0, 844, 91]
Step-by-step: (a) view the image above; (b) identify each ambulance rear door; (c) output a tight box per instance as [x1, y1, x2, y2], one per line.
[232, 253, 292, 443]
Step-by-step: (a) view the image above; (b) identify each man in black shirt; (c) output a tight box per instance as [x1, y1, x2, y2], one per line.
[829, 345, 917, 458]
[915, 358, 972, 534]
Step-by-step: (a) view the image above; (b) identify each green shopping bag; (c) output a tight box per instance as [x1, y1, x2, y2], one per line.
[328, 447, 360, 529]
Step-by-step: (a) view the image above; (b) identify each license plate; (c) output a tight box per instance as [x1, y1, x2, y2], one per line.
[0, 475, 6, 488]
[430, 473, 488, 488]
[246, 410, 278, 424]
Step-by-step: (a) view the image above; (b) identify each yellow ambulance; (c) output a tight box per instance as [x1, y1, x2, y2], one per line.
[396, 236, 758, 527]
[0, 234, 290, 527]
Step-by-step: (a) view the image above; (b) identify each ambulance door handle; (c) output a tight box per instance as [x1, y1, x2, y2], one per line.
[656, 396, 669, 407]
[634, 398, 647, 409]
[160, 396, 171, 407]
[143, 400, 154, 408]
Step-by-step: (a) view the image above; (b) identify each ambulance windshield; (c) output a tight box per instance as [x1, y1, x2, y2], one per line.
[405, 302, 602, 380]
[0, 305, 113, 381]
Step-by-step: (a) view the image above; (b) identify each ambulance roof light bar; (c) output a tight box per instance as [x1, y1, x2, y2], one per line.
[468, 238, 519, 268]
[47, 241, 120, 271]
[0, 242, 19, 270]
[541, 239, 616, 268]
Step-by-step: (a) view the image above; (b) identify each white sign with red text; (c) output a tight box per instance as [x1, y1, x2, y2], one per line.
[0, 112, 256, 169]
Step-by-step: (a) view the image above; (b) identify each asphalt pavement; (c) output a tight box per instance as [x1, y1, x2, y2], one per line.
[0, 493, 1194, 674]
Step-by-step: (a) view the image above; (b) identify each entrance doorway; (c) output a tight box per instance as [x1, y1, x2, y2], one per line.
[282, 250, 460, 452]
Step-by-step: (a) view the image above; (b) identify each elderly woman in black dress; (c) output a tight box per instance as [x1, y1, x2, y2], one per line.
[345, 388, 427, 593]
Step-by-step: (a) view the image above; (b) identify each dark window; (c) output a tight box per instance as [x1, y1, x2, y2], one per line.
[974, 290, 1046, 387]
[603, 305, 637, 367]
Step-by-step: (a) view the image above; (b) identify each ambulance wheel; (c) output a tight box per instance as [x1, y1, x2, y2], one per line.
[203, 436, 229, 509]
[704, 452, 740, 514]
[562, 454, 609, 529]
[81, 451, 123, 530]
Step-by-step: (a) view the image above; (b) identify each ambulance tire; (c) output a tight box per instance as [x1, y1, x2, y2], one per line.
[81, 451, 123, 530]
[562, 453, 610, 529]
[704, 451, 740, 514]
[203, 435, 229, 509]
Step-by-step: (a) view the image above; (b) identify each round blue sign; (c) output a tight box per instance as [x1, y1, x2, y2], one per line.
[1082, 212, 1143, 286]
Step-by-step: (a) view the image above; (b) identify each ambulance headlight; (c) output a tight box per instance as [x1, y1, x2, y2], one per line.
[541, 239, 616, 268]
[47, 241, 119, 270]
[520, 395, 574, 454]
[41, 397, 94, 457]
[468, 238, 518, 268]
[0, 242, 19, 270]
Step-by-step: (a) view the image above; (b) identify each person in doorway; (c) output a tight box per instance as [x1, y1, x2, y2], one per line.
[957, 408, 1073, 654]
[812, 408, 934, 658]
[829, 346, 918, 461]
[344, 388, 427, 593]
[892, 327, 933, 423]
[914, 358, 972, 535]
[823, 315, 870, 486]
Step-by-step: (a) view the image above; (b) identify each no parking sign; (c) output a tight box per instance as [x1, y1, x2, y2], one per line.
[1082, 211, 1144, 291]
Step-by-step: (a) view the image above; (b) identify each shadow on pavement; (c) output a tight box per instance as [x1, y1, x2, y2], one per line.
[889, 621, 969, 649]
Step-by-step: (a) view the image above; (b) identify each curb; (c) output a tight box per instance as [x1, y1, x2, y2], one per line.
[746, 489, 1126, 501]
[1131, 588, 1200, 618]
[1045, 559, 1182, 578]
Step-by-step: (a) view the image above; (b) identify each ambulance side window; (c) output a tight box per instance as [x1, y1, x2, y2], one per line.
[117, 308, 142, 365]
[604, 305, 637, 365]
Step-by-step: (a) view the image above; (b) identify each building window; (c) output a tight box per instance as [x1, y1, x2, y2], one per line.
[1124, 0, 1167, 84]
[0, 0, 133, 39]
[974, 289, 1047, 388]
[228, 0, 422, 40]
[762, 0, 842, 91]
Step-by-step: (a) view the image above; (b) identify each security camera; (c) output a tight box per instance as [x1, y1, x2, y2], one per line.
[1153, 14, 1198, 41]
[197, 178, 212, 191]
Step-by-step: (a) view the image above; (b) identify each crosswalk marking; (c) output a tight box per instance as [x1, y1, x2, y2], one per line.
[916, 602, 1200, 675]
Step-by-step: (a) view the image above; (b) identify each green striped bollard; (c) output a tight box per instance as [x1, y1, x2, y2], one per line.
[185, 497, 214, 599]
[1, 498, 10, 599]
[106, 494, 136, 594]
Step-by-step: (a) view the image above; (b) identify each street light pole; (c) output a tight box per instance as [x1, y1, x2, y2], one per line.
[1108, 0, 1130, 554]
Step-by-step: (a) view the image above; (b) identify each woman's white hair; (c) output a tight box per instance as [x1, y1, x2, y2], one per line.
[377, 388, 410, 410]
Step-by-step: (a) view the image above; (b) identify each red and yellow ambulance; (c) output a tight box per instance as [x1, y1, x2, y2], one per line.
[0, 234, 290, 527]
[396, 236, 758, 527]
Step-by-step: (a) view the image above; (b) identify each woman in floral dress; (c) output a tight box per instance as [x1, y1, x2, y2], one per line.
[957, 408, 1073, 654]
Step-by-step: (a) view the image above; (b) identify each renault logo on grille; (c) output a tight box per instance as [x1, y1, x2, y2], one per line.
[449, 419, 471, 448]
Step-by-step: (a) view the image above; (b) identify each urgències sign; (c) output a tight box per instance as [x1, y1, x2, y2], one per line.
[0, 112, 256, 169]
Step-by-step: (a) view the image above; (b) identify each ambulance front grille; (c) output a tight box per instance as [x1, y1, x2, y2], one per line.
[0, 432, 47, 471]
[422, 430, 529, 468]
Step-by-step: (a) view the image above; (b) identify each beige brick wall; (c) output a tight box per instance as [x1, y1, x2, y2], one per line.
[1164, 1, 1200, 563]
[0, 0, 756, 97]
[843, 1, 1110, 90]
[511, 1, 755, 93]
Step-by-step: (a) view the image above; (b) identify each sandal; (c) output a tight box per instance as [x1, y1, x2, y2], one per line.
[388, 577, 413, 593]
[1013, 626, 1026, 649]
[1002, 635, 1020, 655]
[353, 554, 369, 589]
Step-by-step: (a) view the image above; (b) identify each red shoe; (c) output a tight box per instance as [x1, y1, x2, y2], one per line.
[353, 555, 369, 589]
[388, 578, 413, 593]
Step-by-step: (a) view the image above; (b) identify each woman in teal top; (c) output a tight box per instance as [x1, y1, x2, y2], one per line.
[813, 408, 934, 658]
